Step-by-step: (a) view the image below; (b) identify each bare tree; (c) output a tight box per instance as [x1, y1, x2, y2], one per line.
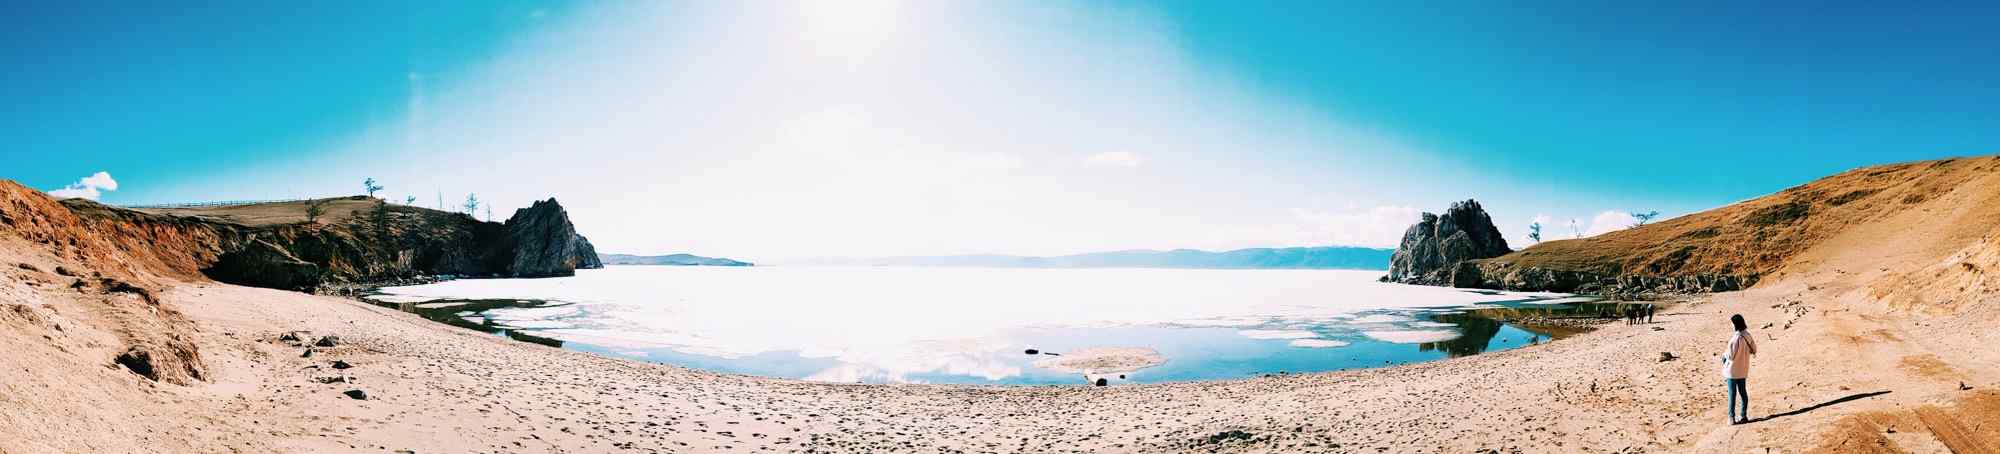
[485, 205, 493, 222]
[1528, 222, 1542, 243]
[1628, 210, 1660, 228]
[305, 198, 329, 223]
[363, 178, 384, 198]
[463, 194, 480, 216]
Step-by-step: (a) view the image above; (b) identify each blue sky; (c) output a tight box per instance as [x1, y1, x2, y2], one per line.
[4, 1, 1995, 259]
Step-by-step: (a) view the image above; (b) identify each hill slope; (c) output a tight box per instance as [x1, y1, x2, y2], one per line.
[1460, 155, 2000, 303]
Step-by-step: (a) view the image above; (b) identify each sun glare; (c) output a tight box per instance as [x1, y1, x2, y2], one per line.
[794, 0, 907, 61]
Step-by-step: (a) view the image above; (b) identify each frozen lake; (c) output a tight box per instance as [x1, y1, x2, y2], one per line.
[374, 266, 1584, 384]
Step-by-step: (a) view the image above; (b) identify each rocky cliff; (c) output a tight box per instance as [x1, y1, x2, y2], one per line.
[503, 199, 600, 277]
[1383, 200, 1512, 286]
[8, 186, 603, 293]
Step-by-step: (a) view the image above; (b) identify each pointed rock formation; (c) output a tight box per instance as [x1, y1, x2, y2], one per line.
[1384, 199, 1511, 286]
[503, 198, 601, 277]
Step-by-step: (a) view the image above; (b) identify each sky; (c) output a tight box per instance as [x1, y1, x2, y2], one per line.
[4, 1, 1996, 261]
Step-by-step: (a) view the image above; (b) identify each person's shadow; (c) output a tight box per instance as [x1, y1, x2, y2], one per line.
[1745, 390, 1892, 424]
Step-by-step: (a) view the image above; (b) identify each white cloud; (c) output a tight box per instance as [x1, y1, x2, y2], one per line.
[45, 171, 119, 200]
[1082, 151, 1145, 168]
[1583, 210, 1638, 237]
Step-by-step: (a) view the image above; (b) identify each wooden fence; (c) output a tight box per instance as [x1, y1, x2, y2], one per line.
[120, 199, 313, 209]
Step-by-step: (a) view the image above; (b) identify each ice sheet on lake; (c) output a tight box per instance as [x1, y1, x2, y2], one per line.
[1237, 329, 1319, 340]
[380, 267, 1563, 381]
[1347, 314, 1413, 324]
[1174, 316, 1269, 327]
[1288, 339, 1350, 348]
[483, 305, 583, 322]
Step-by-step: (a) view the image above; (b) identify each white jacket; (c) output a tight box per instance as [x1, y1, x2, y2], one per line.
[1722, 330, 1756, 379]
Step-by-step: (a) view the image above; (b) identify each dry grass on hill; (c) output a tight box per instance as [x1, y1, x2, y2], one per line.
[135, 196, 399, 227]
[1499, 156, 2000, 292]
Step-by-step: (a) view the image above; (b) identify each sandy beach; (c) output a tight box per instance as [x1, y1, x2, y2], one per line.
[6, 263, 1994, 452]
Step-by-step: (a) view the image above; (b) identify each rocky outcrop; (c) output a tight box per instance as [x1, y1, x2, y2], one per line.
[573, 235, 603, 269]
[502, 199, 602, 277]
[1456, 261, 1757, 297]
[1384, 200, 1512, 286]
[204, 239, 324, 292]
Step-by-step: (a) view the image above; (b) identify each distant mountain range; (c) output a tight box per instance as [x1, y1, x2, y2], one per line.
[599, 253, 753, 267]
[801, 246, 1393, 270]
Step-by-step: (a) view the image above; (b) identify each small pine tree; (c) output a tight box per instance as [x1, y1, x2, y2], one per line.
[1528, 222, 1542, 243]
[304, 198, 328, 223]
[404, 195, 416, 205]
[1568, 218, 1582, 239]
[463, 194, 480, 216]
[363, 178, 384, 198]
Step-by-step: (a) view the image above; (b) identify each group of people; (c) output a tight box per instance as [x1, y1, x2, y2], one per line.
[1624, 303, 1657, 324]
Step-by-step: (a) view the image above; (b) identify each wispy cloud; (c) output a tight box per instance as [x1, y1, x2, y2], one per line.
[1082, 151, 1145, 168]
[45, 171, 119, 200]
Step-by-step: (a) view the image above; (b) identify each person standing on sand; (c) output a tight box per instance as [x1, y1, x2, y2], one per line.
[1723, 314, 1758, 424]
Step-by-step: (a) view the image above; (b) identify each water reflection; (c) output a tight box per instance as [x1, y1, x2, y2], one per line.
[1418, 299, 1650, 357]
[1417, 313, 1503, 357]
